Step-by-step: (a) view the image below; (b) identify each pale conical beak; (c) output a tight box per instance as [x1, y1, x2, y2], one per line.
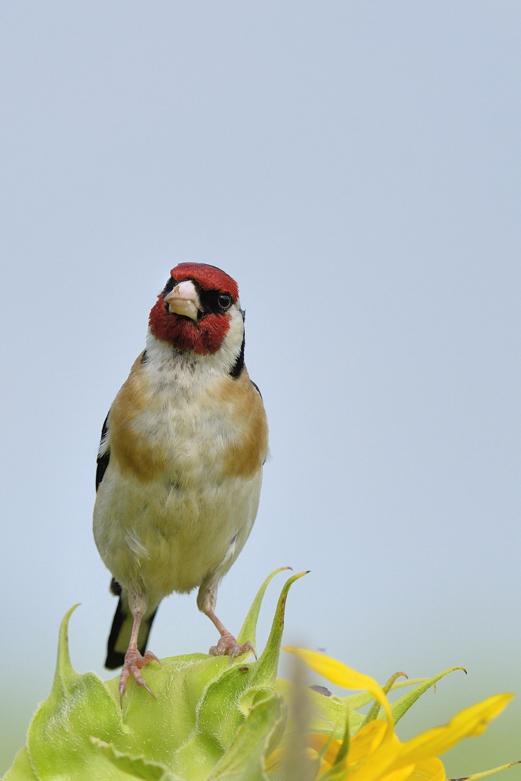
[164, 280, 202, 321]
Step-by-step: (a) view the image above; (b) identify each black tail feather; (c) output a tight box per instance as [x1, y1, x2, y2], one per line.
[105, 596, 158, 670]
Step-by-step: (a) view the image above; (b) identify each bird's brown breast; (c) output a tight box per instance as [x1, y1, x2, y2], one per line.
[109, 355, 168, 482]
[109, 353, 268, 484]
[211, 369, 268, 479]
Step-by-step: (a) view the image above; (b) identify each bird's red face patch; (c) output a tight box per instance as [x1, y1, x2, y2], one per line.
[148, 263, 239, 355]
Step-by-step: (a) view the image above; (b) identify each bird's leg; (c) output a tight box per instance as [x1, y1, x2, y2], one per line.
[204, 608, 257, 661]
[119, 598, 161, 704]
[197, 579, 256, 661]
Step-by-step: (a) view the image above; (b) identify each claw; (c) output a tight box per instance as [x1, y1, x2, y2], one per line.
[143, 650, 162, 667]
[209, 632, 257, 662]
[119, 647, 159, 704]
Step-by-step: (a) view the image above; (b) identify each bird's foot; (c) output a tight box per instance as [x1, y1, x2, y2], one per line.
[209, 632, 257, 662]
[119, 649, 161, 704]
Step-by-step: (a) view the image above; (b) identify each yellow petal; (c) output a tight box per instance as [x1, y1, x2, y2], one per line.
[345, 752, 444, 781]
[379, 761, 445, 781]
[380, 766, 417, 781]
[307, 733, 342, 767]
[342, 742, 403, 781]
[264, 746, 284, 771]
[349, 721, 393, 762]
[406, 757, 445, 781]
[306, 723, 394, 774]
[394, 694, 513, 766]
[284, 648, 394, 736]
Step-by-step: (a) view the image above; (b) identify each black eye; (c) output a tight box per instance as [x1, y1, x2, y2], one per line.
[218, 293, 233, 310]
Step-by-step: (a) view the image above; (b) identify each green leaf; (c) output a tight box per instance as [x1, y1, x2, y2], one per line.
[90, 738, 184, 781]
[340, 678, 428, 713]
[26, 605, 127, 781]
[170, 572, 307, 779]
[5, 572, 305, 781]
[360, 671, 408, 728]
[246, 572, 309, 695]
[237, 567, 291, 650]
[342, 691, 376, 710]
[206, 694, 286, 781]
[108, 653, 230, 777]
[353, 667, 466, 729]
[275, 679, 364, 740]
[391, 667, 467, 725]
[2, 747, 39, 781]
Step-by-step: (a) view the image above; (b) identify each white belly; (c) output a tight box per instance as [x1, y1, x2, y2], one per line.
[93, 466, 262, 602]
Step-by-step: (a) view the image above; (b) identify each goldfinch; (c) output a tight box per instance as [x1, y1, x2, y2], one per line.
[93, 263, 268, 701]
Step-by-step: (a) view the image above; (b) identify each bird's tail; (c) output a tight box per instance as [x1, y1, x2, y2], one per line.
[105, 585, 159, 669]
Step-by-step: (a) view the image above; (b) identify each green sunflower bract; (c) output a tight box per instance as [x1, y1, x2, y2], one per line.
[3, 571, 519, 781]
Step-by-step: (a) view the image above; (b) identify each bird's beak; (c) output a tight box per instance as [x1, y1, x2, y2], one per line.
[164, 280, 202, 321]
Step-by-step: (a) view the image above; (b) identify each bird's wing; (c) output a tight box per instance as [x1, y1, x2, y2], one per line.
[96, 411, 111, 491]
[250, 379, 262, 398]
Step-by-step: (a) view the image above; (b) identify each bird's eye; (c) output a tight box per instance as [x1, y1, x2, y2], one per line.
[218, 293, 233, 310]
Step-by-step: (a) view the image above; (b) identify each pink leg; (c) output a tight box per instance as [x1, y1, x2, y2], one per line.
[205, 609, 257, 661]
[119, 610, 161, 704]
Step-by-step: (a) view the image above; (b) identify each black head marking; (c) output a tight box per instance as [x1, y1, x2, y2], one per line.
[161, 277, 176, 297]
[229, 333, 245, 379]
[198, 287, 237, 317]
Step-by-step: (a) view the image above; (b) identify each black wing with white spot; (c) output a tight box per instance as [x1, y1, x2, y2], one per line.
[96, 412, 111, 491]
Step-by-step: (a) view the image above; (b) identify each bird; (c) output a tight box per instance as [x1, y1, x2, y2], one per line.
[93, 263, 269, 701]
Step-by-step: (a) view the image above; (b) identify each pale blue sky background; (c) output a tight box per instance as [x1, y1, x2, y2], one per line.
[1, 2, 520, 776]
